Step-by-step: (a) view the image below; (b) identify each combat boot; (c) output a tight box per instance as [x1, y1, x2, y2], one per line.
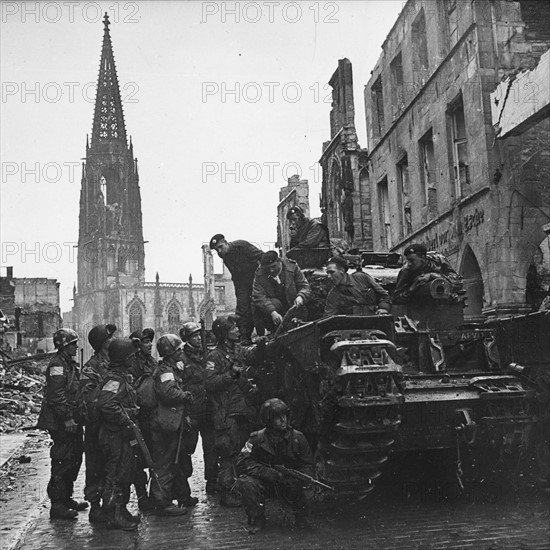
[64, 498, 89, 511]
[151, 503, 188, 517]
[121, 504, 141, 523]
[50, 502, 78, 520]
[106, 504, 138, 530]
[247, 514, 266, 535]
[88, 501, 107, 523]
[219, 489, 241, 508]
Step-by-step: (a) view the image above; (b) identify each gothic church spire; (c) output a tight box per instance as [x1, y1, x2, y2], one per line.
[91, 13, 127, 145]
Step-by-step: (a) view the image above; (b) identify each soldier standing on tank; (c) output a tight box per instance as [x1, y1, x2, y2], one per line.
[286, 205, 330, 250]
[205, 316, 263, 507]
[127, 327, 158, 511]
[209, 234, 263, 344]
[179, 322, 220, 495]
[96, 338, 142, 530]
[149, 334, 194, 515]
[78, 324, 116, 523]
[236, 398, 315, 534]
[38, 328, 88, 520]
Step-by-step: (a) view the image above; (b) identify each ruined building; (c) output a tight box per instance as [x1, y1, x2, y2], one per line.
[363, 0, 550, 319]
[69, 15, 232, 359]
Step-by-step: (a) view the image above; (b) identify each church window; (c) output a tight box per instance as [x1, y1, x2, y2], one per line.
[167, 302, 181, 334]
[129, 302, 143, 334]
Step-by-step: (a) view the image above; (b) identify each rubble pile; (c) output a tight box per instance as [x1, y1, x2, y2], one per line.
[0, 358, 48, 433]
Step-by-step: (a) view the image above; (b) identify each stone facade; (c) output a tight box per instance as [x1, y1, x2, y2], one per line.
[0, 267, 62, 353]
[364, 0, 550, 319]
[320, 58, 371, 250]
[277, 175, 310, 255]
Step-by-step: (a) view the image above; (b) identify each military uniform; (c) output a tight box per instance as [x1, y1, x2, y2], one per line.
[235, 426, 314, 525]
[252, 258, 311, 331]
[219, 240, 263, 342]
[149, 360, 193, 508]
[289, 217, 329, 249]
[323, 271, 391, 317]
[37, 350, 83, 510]
[96, 366, 138, 525]
[78, 353, 109, 507]
[205, 342, 260, 502]
[177, 343, 218, 492]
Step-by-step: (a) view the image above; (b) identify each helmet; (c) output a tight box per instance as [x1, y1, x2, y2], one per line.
[156, 334, 184, 358]
[212, 316, 237, 341]
[129, 327, 155, 342]
[179, 322, 201, 342]
[53, 328, 79, 350]
[260, 398, 289, 427]
[88, 324, 116, 352]
[108, 337, 139, 366]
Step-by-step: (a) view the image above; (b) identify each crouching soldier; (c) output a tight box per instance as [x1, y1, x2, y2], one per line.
[97, 338, 142, 530]
[205, 316, 263, 507]
[149, 334, 194, 516]
[38, 328, 87, 519]
[236, 399, 314, 534]
[78, 324, 116, 523]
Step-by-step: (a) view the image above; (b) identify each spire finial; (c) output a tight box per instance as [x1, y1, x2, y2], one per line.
[103, 12, 110, 29]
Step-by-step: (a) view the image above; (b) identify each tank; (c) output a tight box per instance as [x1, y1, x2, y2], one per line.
[254, 251, 545, 500]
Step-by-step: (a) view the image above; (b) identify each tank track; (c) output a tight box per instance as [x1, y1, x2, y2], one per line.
[315, 333, 405, 500]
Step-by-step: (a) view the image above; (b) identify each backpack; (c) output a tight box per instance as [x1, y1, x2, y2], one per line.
[136, 372, 157, 411]
[77, 373, 103, 423]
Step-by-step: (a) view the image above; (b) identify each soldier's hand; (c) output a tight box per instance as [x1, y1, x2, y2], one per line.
[64, 418, 77, 433]
[182, 391, 194, 403]
[294, 296, 304, 308]
[376, 308, 389, 315]
[271, 311, 283, 326]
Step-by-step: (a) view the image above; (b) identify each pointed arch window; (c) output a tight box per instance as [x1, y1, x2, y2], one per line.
[167, 302, 181, 334]
[129, 302, 143, 334]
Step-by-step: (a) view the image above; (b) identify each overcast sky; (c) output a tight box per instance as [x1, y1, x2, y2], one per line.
[1, 0, 404, 311]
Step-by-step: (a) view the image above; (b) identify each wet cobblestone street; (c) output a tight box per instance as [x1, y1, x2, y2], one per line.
[4, 437, 549, 550]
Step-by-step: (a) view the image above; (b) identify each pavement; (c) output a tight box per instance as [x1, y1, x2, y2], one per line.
[0, 434, 29, 469]
[1, 436, 549, 550]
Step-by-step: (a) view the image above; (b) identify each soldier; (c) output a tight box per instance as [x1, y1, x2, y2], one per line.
[323, 256, 391, 317]
[128, 327, 158, 511]
[236, 398, 314, 534]
[252, 251, 311, 332]
[78, 323, 116, 523]
[128, 328, 157, 380]
[37, 328, 87, 520]
[209, 234, 263, 344]
[149, 334, 193, 516]
[287, 205, 329, 250]
[205, 316, 262, 507]
[179, 322, 219, 495]
[393, 243, 461, 304]
[97, 338, 142, 530]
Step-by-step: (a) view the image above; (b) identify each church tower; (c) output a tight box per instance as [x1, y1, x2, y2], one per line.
[76, 13, 145, 332]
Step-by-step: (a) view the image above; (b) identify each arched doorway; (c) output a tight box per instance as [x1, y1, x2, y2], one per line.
[460, 245, 484, 319]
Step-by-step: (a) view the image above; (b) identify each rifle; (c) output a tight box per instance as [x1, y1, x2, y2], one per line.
[200, 319, 207, 368]
[273, 464, 335, 492]
[121, 406, 153, 468]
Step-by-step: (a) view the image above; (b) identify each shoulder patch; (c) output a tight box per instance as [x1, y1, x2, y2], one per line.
[103, 379, 120, 393]
[205, 361, 216, 371]
[240, 440, 253, 455]
[49, 366, 64, 376]
[160, 372, 174, 382]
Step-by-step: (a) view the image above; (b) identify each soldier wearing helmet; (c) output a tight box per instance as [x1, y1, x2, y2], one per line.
[77, 324, 116, 523]
[128, 328, 157, 380]
[127, 328, 158, 512]
[209, 234, 263, 344]
[178, 322, 219, 495]
[96, 338, 142, 530]
[286, 205, 329, 251]
[236, 398, 314, 533]
[148, 334, 194, 516]
[38, 328, 88, 520]
[205, 316, 264, 507]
